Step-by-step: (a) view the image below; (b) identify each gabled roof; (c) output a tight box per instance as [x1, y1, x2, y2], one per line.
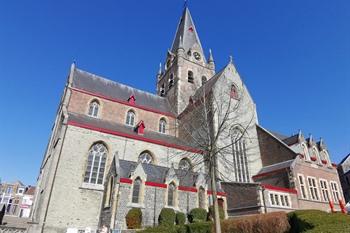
[119, 160, 198, 187]
[339, 153, 350, 166]
[254, 159, 294, 178]
[171, 7, 205, 59]
[72, 68, 174, 115]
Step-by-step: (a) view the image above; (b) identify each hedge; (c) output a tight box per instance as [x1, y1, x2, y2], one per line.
[188, 208, 207, 223]
[208, 205, 225, 220]
[139, 222, 211, 233]
[125, 208, 142, 229]
[176, 212, 186, 225]
[158, 208, 176, 226]
[221, 211, 290, 233]
[288, 210, 350, 233]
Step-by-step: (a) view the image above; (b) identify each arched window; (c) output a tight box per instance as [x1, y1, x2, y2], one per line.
[188, 71, 194, 83]
[84, 143, 107, 185]
[169, 74, 174, 88]
[167, 182, 176, 206]
[230, 85, 238, 99]
[138, 151, 153, 164]
[132, 178, 142, 203]
[126, 110, 135, 126]
[201, 76, 207, 86]
[179, 158, 192, 171]
[198, 187, 206, 209]
[160, 84, 165, 97]
[88, 100, 99, 117]
[231, 127, 249, 183]
[159, 118, 167, 134]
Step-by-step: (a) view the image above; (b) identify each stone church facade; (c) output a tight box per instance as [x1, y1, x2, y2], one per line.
[28, 7, 345, 233]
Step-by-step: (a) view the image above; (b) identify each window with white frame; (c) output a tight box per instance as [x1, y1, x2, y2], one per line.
[83, 143, 107, 185]
[330, 181, 340, 203]
[126, 110, 135, 126]
[319, 179, 330, 202]
[307, 177, 319, 201]
[298, 175, 308, 199]
[88, 100, 99, 118]
[6, 187, 13, 194]
[159, 118, 166, 134]
[231, 127, 249, 183]
[269, 192, 291, 208]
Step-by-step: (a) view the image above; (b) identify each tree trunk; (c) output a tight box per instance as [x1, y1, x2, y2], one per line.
[210, 161, 222, 233]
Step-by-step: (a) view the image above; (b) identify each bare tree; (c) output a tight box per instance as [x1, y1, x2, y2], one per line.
[165, 70, 259, 233]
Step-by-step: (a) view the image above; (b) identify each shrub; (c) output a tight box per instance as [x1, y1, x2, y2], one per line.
[221, 212, 290, 233]
[140, 225, 186, 233]
[208, 205, 225, 220]
[188, 208, 207, 223]
[288, 210, 350, 233]
[187, 222, 212, 233]
[176, 212, 186, 225]
[125, 208, 142, 229]
[158, 208, 176, 226]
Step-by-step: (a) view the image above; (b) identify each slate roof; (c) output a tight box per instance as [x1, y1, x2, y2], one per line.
[270, 131, 299, 146]
[68, 112, 195, 150]
[254, 159, 294, 177]
[24, 186, 36, 195]
[171, 7, 205, 59]
[72, 68, 174, 115]
[119, 159, 199, 187]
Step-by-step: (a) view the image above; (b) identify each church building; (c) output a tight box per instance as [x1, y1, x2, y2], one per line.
[28, 6, 345, 233]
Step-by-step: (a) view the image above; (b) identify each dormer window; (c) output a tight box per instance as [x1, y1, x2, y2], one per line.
[128, 95, 136, 105]
[188, 71, 194, 83]
[88, 100, 99, 118]
[126, 110, 135, 126]
[138, 151, 153, 164]
[132, 178, 142, 204]
[201, 76, 207, 86]
[167, 182, 176, 207]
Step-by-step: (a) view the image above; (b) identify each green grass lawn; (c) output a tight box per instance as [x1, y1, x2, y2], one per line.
[288, 210, 350, 233]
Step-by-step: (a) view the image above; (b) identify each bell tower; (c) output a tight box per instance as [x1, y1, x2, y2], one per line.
[156, 7, 215, 115]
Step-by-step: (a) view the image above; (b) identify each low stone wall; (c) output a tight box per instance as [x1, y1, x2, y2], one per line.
[0, 226, 26, 233]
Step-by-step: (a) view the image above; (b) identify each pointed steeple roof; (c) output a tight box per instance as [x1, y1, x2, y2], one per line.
[171, 7, 205, 58]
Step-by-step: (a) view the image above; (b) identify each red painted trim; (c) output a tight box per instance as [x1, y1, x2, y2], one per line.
[252, 168, 288, 179]
[310, 156, 317, 161]
[72, 87, 176, 118]
[321, 159, 328, 165]
[207, 191, 227, 196]
[261, 184, 297, 194]
[120, 178, 133, 184]
[68, 121, 202, 153]
[332, 163, 337, 168]
[145, 181, 167, 188]
[178, 186, 197, 193]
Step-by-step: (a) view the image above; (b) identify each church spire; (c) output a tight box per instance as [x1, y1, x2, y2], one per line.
[171, 7, 205, 60]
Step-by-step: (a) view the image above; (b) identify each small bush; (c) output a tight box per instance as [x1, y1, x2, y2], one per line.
[187, 222, 212, 233]
[158, 208, 176, 226]
[125, 208, 142, 229]
[208, 205, 225, 220]
[188, 208, 207, 223]
[176, 212, 186, 225]
[140, 225, 186, 233]
[221, 212, 290, 233]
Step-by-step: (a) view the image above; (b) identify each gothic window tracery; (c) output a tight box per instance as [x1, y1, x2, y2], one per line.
[178, 158, 192, 171]
[84, 143, 107, 185]
[198, 187, 206, 209]
[231, 127, 249, 183]
[88, 100, 100, 118]
[230, 85, 238, 99]
[138, 151, 153, 164]
[169, 74, 174, 88]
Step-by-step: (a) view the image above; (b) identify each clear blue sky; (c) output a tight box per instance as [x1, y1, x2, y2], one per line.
[0, 0, 349, 185]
